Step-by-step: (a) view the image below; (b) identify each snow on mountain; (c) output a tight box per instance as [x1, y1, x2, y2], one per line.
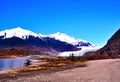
[0, 27, 94, 48]
[0, 27, 44, 39]
[48, 32, 94, 47]
[0, 27, 100, 56]
[58, 46, 101, 56]
[0, 28, 94, 47]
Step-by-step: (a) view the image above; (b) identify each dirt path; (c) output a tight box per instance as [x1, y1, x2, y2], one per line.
[2, 59, 120, 82]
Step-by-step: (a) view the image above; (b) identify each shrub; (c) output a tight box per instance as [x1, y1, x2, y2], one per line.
[68, 53, 76, 61]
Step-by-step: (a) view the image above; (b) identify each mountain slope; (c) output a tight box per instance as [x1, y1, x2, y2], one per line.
[0, 27, 81, 56]
[48, 32, 93, 47]
[0, 36, 79, 51]
[85, 29, 120, 57]
[0, 27, 97, 57]
[0, 27, 94, 48]
[99, 28, 120, 56]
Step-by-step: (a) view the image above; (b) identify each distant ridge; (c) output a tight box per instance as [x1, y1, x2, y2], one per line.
[0, 27, 94, 47]
[0, 27, 97, 57]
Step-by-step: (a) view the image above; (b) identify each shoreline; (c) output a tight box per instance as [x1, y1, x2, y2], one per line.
[0, 59, 120, 82]
[0, 61, 87, 81]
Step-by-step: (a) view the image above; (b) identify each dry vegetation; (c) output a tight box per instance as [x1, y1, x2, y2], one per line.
[0, 54, 118, 81]
[0, 47, 47, 59]
[5, 56, 88, 75]
[0, 53, 117, 75]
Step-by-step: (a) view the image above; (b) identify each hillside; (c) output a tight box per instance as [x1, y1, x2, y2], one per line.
[85, 29, 120, 57]
[0, 27, 96, 57]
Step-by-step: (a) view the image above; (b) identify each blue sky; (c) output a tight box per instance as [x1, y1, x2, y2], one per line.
[0, 0, 120, 46]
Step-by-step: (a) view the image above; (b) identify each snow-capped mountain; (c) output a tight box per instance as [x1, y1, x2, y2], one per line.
[0, 27, 99, 56]
[0, 27, 80, 54]
[0, 27, 94, 48]
[0, 27, 44, 39]
[48, 32, 94, 47]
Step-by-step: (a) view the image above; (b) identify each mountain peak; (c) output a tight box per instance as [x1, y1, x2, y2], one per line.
[48, 32, 78, 44]
[48, 32, 93, 47]
[0, 27, 94, 47]
[54, 32, 66, 35]
[8, 27, 28, 31]
[13, 27, 23, 30]
[0, 27, 40, 39]
[9, 27, 30, 32]
[108, 28, 120, 43]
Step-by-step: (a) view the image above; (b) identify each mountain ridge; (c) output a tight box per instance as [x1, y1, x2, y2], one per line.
[0, 27, 98, 57]
[0, 27, 94, 48]
[84, 28, 120, 58]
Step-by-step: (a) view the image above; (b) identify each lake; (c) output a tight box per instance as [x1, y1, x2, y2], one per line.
[0, 55, 43, 71]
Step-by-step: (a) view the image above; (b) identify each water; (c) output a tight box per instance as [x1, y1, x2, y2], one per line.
[0, 55, 43, 71]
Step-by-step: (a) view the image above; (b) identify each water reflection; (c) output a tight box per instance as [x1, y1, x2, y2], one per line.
[0, 55, 42, 70]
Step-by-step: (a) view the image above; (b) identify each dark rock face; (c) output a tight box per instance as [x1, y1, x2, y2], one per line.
[0, 36, 80, 56]
[85, 29, 120, 57]
[99, 29, 120, 56]
[76, 42, 92, 47]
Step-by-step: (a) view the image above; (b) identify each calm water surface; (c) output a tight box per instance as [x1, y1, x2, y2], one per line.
[0, 55, 42, 70]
